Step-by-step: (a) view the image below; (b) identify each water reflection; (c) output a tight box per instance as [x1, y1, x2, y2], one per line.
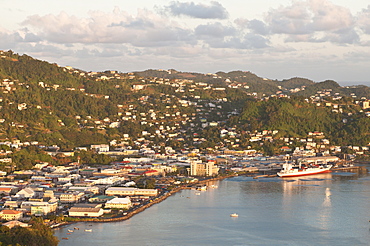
[55, 168, 370, 246]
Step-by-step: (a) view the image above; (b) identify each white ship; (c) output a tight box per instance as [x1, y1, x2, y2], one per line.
[277, 163, 332, 178]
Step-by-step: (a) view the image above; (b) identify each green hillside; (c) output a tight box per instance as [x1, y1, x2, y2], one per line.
[236, 96, 370, 146]
[0, 50, 84, 87]
[0, 50, 369, 155]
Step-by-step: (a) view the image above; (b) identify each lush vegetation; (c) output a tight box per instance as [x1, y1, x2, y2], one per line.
[0, 50, 369, 159]
[236, 96, 370, 146]
[0, 218, 59, 246]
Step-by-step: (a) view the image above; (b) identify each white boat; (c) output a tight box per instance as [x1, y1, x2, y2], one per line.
[85, 229, 92, 232]
[230, 213, 239, 217]
[277, 163, 332, 178]
[67, 229, 73, 232]
[196, 185, 207, 191]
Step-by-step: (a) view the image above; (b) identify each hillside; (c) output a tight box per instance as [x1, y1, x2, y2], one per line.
[0, 50, 369, 156]
[237, 97, 370, 146]
[0, 50, 84, 87]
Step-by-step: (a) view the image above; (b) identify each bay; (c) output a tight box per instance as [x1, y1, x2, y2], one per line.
[55, 170, 370, 245]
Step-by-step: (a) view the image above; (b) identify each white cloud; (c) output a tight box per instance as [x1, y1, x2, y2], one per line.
[165, 1, 229, 19]
[264, 0, 358, 44]
[357, 5, 370, 34]
[195, 22, 236, 37]
[21, 8, 195, 47]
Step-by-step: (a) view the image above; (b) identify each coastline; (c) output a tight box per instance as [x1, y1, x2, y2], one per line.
[53, 163, 369, 228]
[53, 174, 236, 227]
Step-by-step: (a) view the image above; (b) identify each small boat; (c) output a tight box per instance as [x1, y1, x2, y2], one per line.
[195, 192, 200, 195]
[196, 185, 207, 191]
[66, 233, 71, 235]
[85, 229, 92, 232]
[62, 238, 69, 240]
[230, 213, 239, 217]
[68, 229, 73, 232]
[74, 227, 79, 230]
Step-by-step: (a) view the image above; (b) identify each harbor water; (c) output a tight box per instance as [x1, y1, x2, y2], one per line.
[55, 170, 370, 245]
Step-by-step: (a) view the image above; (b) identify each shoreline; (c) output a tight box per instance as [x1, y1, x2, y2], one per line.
[53, 164, 369, 228]
[53, 174, 236, 228]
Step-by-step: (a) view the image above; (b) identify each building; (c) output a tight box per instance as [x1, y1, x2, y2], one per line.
[105, 187, 158, 197]
[105, 197, 132, 209]
[297, 156, 340, 164]
[14, 187, 35, 198]
[90, 144, 109, 152]
[21, 200, 58, 216]
[60, 192, 85, 203]
[68, 207, 104, 217]
[0, 186, 18, 195]
[2, 220, 30, 228]
[68, 186, 99, 194]
[4, 201, 21, 209]
[189, 161, 219, 176]
[89, 195, 116, 203]
[0, 210, 23, 221]
[361, 100, 370, 109]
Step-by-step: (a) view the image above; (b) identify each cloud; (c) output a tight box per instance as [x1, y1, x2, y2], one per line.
[21, 8, 195, 47]
[0, 31, 23, 48]
[357, 6, 370, 34]
[234, 18, 270, 36]
[309, 0, 354, 31]
[109, 18, 155, 29]
[264, 0, 357, 44]
[195, 22, 236, 38]
[247, 19, 270, 36]
[165, 1, 229, 19]
[205, 33, 269, 49]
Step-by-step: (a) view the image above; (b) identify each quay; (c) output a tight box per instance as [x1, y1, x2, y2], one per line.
[332, 165, 367, 172]
[54, 174, 236, 225]
[52, 163, 368, 226]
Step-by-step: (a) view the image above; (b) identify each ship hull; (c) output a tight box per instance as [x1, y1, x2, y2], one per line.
[277, 168, 332, 178]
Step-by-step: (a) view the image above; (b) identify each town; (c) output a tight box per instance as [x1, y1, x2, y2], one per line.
[0, 51, 369, 229]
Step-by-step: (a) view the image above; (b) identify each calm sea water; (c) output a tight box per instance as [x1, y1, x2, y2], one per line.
[55, 169, 370, 246]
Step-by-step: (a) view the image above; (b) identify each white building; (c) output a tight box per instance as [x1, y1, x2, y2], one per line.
[105, 197, 132, 209]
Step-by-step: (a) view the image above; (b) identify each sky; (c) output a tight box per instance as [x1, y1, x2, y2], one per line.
[1, 0, 370, 86]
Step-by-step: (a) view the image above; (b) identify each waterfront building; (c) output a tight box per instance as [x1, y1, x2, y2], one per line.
[189, 161, 219, 176]
[2, 220, 30, 228]
[105, 197, 132, 209]
[105, 187, 158, 197]
[297, 156, 339, 164]
[89, 195, 117, 203]
[68, 207, 104, 217]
